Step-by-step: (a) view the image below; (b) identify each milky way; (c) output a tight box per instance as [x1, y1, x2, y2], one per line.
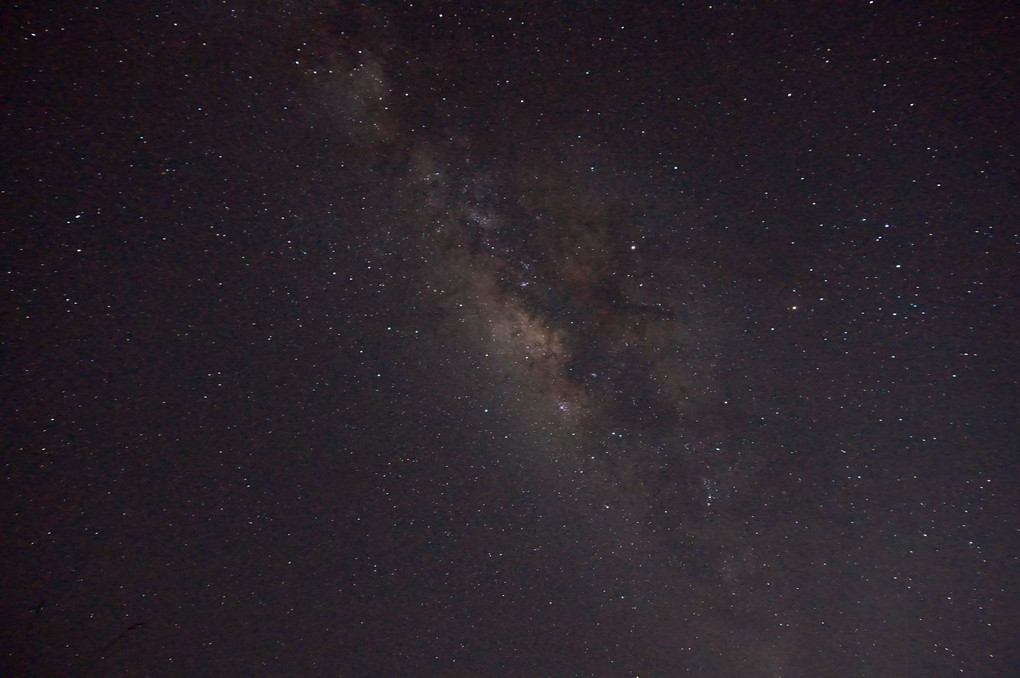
[295, 32, 808, 671]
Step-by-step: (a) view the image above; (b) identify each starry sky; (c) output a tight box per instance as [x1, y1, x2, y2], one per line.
[3, 2, 1018, 676]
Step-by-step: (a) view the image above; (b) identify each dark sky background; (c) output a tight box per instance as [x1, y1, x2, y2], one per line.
[3, 2, 1018, 676]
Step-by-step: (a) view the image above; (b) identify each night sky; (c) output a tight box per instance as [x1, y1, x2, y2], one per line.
[3, 2, 1018, 676]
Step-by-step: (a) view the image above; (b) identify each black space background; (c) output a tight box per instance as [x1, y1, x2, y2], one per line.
[2, 2, 1018, 676]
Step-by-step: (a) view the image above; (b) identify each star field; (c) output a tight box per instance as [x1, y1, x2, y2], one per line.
[2, 2, 1017, 676]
